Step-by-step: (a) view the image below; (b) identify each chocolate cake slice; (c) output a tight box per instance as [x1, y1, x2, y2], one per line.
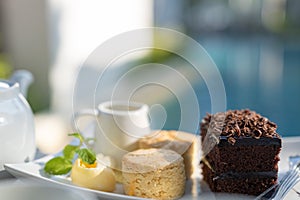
[201, 109, 281, 196]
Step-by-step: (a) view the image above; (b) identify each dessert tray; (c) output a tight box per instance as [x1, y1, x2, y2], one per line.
[4, 136, 300, 200]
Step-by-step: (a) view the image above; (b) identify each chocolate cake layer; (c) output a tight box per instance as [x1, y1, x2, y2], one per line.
[212, 171, 277, 179]
[205, 145, 280, 173]
[203, 164, 277, 196]
[218, 136, 281, 147]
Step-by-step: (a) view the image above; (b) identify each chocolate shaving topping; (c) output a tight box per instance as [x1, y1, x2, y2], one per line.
[228, 137, 236, 145]
[201, 109, 280, 145]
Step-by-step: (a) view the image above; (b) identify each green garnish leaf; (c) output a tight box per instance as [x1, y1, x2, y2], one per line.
[76, 148, 96, 165]
[68, 133, 85, 144]
[43, 132, 97, 175]
[44, 157, 72, 175]
[63, 145, 79, 161]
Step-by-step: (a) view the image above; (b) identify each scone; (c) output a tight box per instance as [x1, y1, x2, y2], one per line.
[122, 148, 186, 200]
[139, 130, 200, 178]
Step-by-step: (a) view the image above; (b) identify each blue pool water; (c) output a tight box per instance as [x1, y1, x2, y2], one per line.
[197, 35, 300, 137]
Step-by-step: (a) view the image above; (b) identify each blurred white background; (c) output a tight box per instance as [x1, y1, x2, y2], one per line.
[1, 0, 153, 153]
[1, 0, 300, 154]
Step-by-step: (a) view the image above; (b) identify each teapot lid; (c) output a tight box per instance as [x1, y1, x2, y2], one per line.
[0, 80, 20, 100]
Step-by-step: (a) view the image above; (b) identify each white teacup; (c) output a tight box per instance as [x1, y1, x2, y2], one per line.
[74, 101, 151, 169]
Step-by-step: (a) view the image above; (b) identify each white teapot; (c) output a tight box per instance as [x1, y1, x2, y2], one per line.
[0, 70, 36, 170]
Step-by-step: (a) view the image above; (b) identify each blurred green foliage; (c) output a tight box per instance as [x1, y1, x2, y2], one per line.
[0, 54, 12, 79]
[0, 30, 12, 79]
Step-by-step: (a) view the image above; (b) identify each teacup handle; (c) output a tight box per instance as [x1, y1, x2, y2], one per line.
[73, 109, 99, 138]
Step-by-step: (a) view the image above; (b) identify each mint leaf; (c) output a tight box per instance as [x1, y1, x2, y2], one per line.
[63, 145, 79, 161]
[68, 133, 85, 144]
[76, 148, 96, 165]
[44, 133, 97, 175]
[44, 157, 72, 175]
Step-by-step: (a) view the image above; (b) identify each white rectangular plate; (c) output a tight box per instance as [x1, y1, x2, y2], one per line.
[4, 136, 300, 200]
